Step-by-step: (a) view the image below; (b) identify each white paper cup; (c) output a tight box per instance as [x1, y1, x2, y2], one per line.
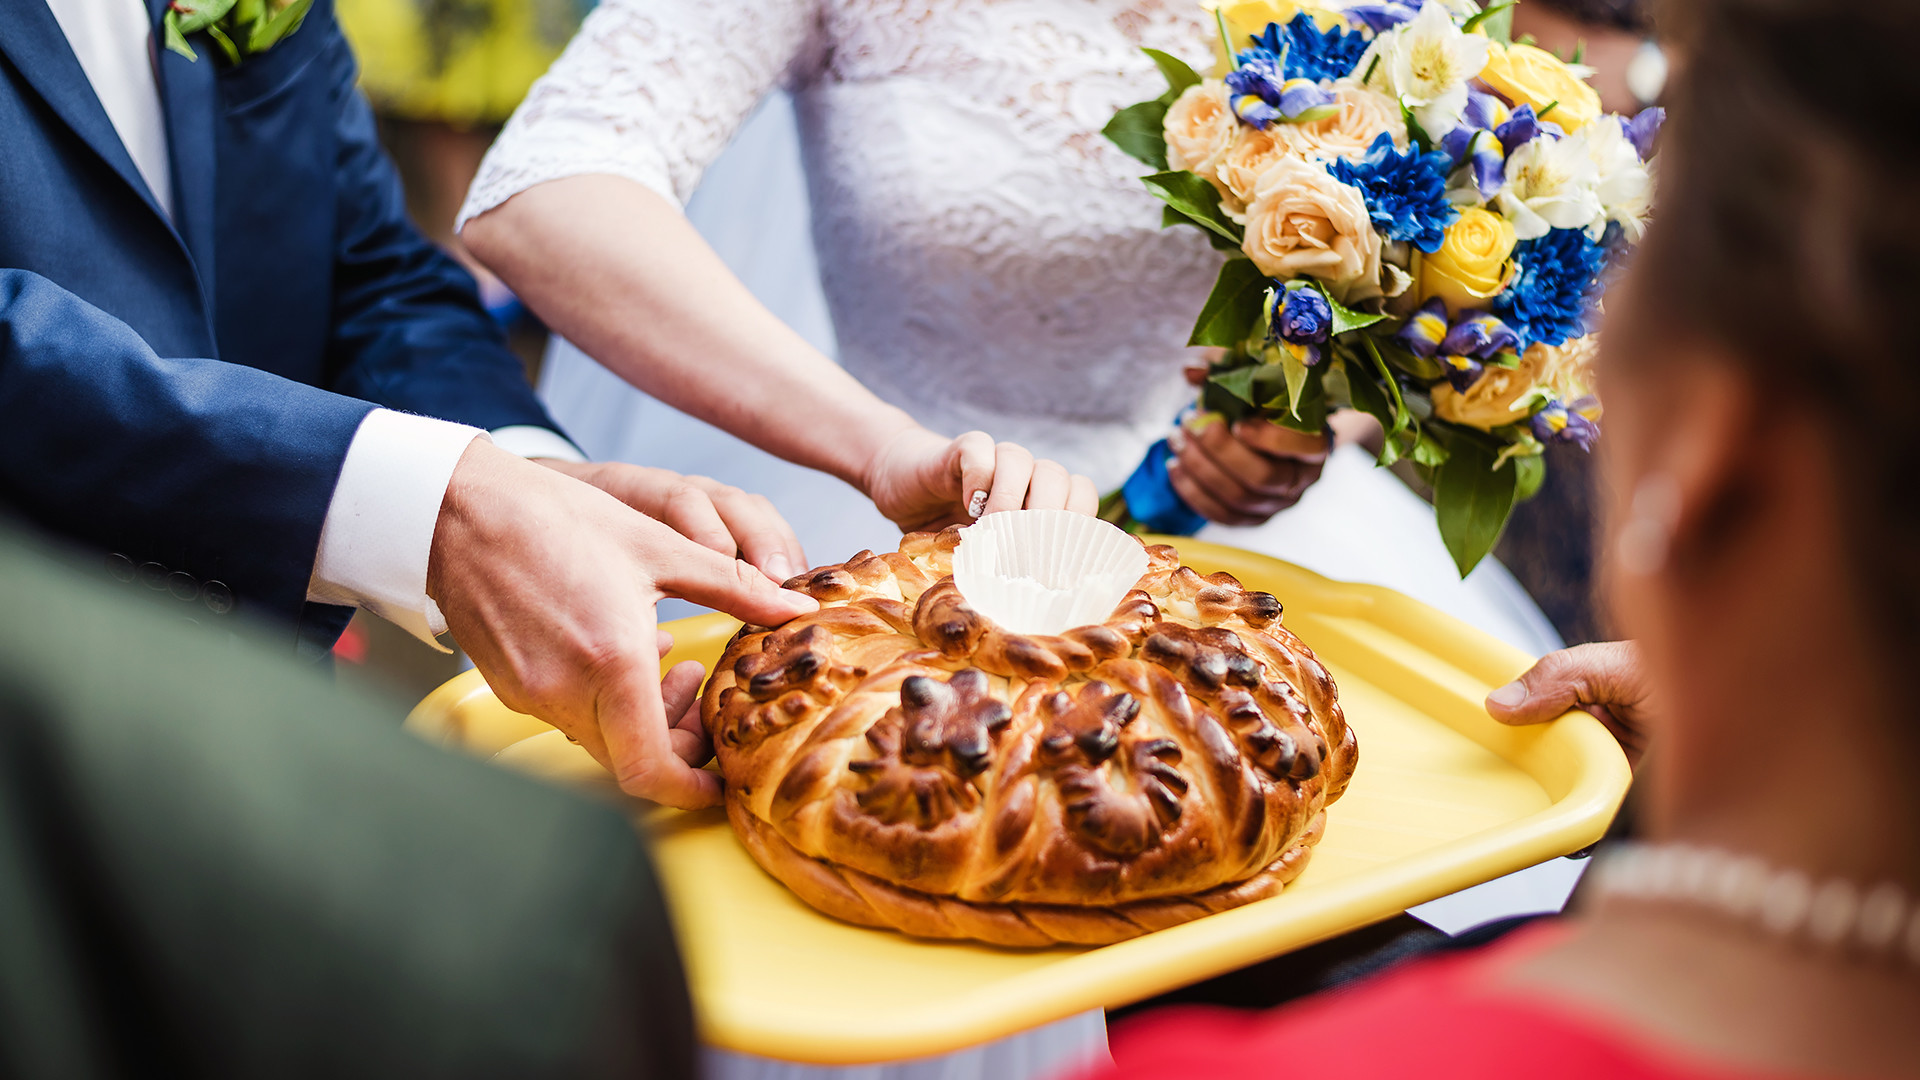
[951, 510, 1150, 635]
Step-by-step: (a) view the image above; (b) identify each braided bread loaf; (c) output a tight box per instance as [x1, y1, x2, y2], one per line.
[700, 528, 1355, 947]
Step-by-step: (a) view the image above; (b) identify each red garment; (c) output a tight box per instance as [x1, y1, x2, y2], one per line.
[1080, 925, 1814, 1080]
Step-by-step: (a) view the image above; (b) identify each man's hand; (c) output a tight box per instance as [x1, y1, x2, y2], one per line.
[1168, 412, 1329, 526]
[428, 441, 817, 808]
[862, 426, 1098, 532]
[536, 458, 807, 582]
[1486, 641, 1653, 767]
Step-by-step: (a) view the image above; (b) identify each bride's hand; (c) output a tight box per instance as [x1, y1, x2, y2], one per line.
[1167, 412, 1330, 526]
[862, 427, 1099, 532]
[535, 459, 808, 582]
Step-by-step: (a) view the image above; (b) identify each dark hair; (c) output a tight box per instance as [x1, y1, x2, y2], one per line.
[1633, 0, 1920, 655]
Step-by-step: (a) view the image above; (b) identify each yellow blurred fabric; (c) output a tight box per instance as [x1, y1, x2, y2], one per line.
[337, 0, 589, 127]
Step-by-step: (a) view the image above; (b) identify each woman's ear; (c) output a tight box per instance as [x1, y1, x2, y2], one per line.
[1655, 358, 1763, 577]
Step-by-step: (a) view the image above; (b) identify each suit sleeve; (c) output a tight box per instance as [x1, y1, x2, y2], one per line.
[319, 22, 574, 440]
[0, 269, 372, 633]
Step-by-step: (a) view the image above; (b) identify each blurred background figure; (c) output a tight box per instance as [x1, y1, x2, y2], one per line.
[0, 523, 695, 1079]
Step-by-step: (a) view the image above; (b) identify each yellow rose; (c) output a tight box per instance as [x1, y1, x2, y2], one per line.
[1417, 208, 1516, 316]
[1242, 156, 1383, 303]
[1432, 341, 1550, 430]
[1163, 80, 1236, 180]
[1477, 43, 1602, 133]
[1202, 0, 1348, 74]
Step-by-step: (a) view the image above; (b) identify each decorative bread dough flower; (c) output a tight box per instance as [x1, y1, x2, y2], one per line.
[1271, 83, 1407, 164]
[1164, 80, 1238, 180]
[1494, 133, 1603, 240]
[1241, 157, 1383, 303]
[1478, 43, 1602, 133]
[1355, 1, 1491, 136]
[1579, 118, 1655, 243]
[1417, 207, 1516, 314]
[1432, 339, 1551, 430]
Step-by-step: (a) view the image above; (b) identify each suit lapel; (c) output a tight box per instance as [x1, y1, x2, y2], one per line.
[152, 0, 220, 319]
[0, 0, 174, 226]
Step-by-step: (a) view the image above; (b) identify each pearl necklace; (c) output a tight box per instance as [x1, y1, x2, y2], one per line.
[1588, 842, 1920, 968]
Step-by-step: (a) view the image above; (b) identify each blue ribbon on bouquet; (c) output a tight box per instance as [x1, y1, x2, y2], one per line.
[1120, 438, 1207, 536]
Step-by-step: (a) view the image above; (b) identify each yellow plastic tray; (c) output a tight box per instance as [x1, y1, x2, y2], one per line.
[406, 539, 1629, 1064]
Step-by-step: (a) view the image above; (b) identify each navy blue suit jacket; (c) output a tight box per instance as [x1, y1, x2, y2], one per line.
[0, 0, 564, 646]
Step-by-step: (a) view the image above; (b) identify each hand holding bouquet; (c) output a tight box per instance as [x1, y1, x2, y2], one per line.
[1103, 0, 1660, 575]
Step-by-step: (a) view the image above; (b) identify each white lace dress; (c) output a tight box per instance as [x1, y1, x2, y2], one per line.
[461, 2, 1569, 1075]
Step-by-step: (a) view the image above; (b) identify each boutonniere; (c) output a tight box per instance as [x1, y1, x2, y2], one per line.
[163, 0, 314, 64]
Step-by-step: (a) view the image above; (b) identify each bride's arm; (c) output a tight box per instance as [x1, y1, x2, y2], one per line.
[465, 175, 1094, 529]
[457, 0, 1091, 531]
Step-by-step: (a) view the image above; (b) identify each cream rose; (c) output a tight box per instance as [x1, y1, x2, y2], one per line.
[1271, 84, 1407, 165]
[1241, 157, 1383, 303]
[1432, 342, 1549, 430]
[1215, 126, 1286, 222]
[1164, 80, 1236, 180]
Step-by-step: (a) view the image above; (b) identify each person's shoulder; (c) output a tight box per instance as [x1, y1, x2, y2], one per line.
[1090, 929, 1759, 1080]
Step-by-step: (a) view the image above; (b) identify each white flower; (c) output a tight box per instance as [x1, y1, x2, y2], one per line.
[1356, 1, 1491, 136]
[1578, 118, 1655, 243]
[1494, 134, 1603, 240]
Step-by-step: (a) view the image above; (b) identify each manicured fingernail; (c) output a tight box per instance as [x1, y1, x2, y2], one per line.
[1487, 681, 1528, 709]
[967, 490, 988, 518]
[766, 553, 792, 581]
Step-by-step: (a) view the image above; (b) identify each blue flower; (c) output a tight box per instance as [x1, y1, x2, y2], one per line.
[1342, 2, 1420, 33]
[1495, 104, 1561, 156]
[1396, 297, 1450, 358]
[1622, 106, 1665, 161]
[1274, 286, 1332, 344]
[1531, 396, 1602, 450]
[1329, 132, 1459, 253]
[1247, 13, 1370, 84]
[1492, 228, 1610, 349]
[1227, 65, 1337, 128]
[1439, 311, 1519, 359]
[1442, 354, 1486, 393]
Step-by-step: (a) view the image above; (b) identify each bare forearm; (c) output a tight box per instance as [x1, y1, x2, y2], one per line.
[462, 174, 915, 490]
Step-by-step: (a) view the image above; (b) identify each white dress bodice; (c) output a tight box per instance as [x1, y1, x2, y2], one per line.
[462, 0, 1223, 490]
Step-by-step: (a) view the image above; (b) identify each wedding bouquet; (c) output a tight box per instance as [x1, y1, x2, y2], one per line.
[1101, 0, 1659, 575]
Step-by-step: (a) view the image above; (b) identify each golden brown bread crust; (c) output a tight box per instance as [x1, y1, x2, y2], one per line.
[700, 528, 1356, 946]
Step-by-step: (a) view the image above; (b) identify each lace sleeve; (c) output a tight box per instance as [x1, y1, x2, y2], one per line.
[457, 0, 827, 229]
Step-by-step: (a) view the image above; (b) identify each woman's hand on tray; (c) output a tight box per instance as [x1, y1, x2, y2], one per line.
[1486, 641, 1653, 767]
[862, 425, 1099, 532]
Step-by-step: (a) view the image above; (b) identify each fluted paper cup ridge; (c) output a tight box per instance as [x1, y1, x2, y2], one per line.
[951, 510, 1149, 635]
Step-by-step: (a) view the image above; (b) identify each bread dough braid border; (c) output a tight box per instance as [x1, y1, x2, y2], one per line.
[729, 794, 1325, 948]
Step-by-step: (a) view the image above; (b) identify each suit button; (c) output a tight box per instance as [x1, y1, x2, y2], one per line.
[167, 571, 200, 602]
[202, 581, 234, 615]
[138, 562, 169, 590]
[106, 553, 137, 582]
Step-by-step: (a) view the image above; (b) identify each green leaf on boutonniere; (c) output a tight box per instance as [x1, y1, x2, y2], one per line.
[1321, 357, 1353, 410]
[1412, 428, 1451, 468]
[1259, 344, 1312, 421]
[1189, 257, 1269, 347]
[248, 0, 314, 54]
[1143, 171, 1244, 247]
[1433, 430, 1519, 577]
[1372, 335, 1446, 382]
[1513, 452, 1546, 501]
[1359, 334, 1412, 434]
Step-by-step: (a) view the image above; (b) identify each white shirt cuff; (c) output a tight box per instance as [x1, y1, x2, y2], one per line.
[308, 410, 484, 651]
[489, 424, 587, 463]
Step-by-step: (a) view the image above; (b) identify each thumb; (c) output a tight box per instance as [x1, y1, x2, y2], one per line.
[1486, 641, 1646, 726]
[644, 524, 818, 626]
